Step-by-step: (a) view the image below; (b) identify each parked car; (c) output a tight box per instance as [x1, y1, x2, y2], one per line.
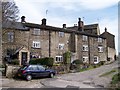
[17, 65, 56, 81]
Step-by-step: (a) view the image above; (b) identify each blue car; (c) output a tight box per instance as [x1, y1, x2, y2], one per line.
[17, 65, 56, 81]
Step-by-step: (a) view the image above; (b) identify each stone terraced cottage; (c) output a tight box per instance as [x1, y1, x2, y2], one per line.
[2, 16, 116, 65]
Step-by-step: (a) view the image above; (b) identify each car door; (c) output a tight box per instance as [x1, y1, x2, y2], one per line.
[28, 65, 39, 77]
[37, 65, 50, 77]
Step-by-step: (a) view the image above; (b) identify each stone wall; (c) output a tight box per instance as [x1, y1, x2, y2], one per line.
[5, 64, 20, 78]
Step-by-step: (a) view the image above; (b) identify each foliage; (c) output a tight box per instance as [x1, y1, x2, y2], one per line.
[29, 57, 54, 67]
[63, 51, 71, 64]
[0, 64, 5, 68]
[2, 0, 19, 24]
[11, 59, 19, 65]
[99, 69, 116, 77]
[72, 59, 83, 65]
[111, 72, 120, 84]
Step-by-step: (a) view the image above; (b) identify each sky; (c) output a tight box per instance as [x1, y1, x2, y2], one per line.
[13, 0, 119, 54]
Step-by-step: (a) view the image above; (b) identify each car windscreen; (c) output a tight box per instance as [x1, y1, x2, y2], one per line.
[19, 66, 28, 70]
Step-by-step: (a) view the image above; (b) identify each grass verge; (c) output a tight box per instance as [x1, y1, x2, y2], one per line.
[99, 69, 116, 77]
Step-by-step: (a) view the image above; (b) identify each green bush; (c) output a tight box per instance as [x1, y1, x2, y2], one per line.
[11, 59, 19, 65]
[111, 73, 120, 84]
[0, 64, 5, 68]
[29, 57, 54, 67]
[63, 51, 71, 64]
[72, 59, 83, 65]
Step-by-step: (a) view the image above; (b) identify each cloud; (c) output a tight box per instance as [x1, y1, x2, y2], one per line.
[80, 0, 119, 10]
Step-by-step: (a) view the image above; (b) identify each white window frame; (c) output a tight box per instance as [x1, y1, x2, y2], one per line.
[55, 56, 63, 62]
[82, 35, 88, 41]
[33, 28, 40, 35]
[83, 45, 88, 51]
[94, 56, 99, 64]
[98, 46, 103, 52]
[82, 56, 88, 62]
[32, 41, 40, 48]
[59, 32, 64, 37]
[98, 38, 102, 42]
[8, 32, 14, 42]
[58, 44, 64, 50]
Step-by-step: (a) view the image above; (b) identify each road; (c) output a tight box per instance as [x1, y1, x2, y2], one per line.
[1, 60, 119, 88]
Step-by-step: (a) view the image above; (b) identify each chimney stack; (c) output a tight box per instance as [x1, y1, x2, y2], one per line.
[63, 24, 66, 29]
[105, 27, 107, 32]
[42, 18, 46, 25]
[21, 16, 26, 23]
[78, 18, 84, 31]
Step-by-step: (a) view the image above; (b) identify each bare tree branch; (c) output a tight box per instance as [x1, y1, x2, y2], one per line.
[2, 0, 19, 24]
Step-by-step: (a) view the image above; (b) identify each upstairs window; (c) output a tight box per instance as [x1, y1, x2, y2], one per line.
[82, 35, 88, 41]
[8, 32, 14, 42]
[82, 45, 88, 51]
[98, 46, 103, 52]
[98, 38, 102, 42]
[33, 28, 40, 35]
[59, 32, 64, 37]
[55, 56, 63, 62]
[32, 41, 40, 48]
[58, 44, 64, 50]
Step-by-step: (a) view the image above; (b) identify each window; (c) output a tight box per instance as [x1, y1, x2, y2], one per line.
[83, 45, 88, 51]
[8, 32, 14, 42]
[82, 56, 88, 62]
[37, 65, 45, 71]
[98, 38, 102, 42]
[56, 56, 63, 62]
[33, 28, 40, 35]
[59, 32, 64, 37]
[32, 41, 40, 48]
[58, 44, 64, 50]
[98, 46, 103, 52]
[82, 35, 88, 41]
[94, 56, 99, 64]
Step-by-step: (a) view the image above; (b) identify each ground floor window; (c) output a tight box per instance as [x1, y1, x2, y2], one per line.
[82, 56, 88, 63]
[55, 56, 63, 62]
[94, 56, 99, 64]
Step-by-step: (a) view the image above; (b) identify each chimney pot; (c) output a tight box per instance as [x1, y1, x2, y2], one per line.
[42, 18, 46, 25]
[63, 24, 66, 28]
[78, 18, 81, 21]
[78, 17, 84, 31]
[21, 16, 26, 23]
[105, 27, 107, 32]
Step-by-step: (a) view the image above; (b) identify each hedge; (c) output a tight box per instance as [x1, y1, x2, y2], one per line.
[29, 57, 54, 67]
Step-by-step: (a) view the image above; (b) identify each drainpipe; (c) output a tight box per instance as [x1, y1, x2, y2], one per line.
[88, 36, 91, 64]
[49, 30, 51, 57]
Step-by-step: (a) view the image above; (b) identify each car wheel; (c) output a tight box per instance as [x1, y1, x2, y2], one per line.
[49, 73, 54, 78]
[26, 75, 32, 81]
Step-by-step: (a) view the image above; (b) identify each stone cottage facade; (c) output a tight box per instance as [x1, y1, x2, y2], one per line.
[2, 17, 116, 65]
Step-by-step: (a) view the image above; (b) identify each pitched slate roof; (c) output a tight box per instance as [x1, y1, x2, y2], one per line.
[2, 21, 105, 39]
[23, 22, 105, 39]
[2, 21, 29, 30]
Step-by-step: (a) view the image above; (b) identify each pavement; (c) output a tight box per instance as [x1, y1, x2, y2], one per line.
[1, 60, 119, 88]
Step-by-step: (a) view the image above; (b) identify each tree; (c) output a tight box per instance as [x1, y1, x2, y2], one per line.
[2, 0, 19, 24]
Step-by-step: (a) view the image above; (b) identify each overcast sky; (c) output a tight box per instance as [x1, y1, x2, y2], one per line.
[14, 0, 119, 54]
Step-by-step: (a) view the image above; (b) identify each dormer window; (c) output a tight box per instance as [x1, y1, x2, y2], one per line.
[8, 32, 14, 42]
[59, 32, 64, 37]
[98, 38, 102, 42]
[82, 35, 88, 41]
[33, 28, 40, 35]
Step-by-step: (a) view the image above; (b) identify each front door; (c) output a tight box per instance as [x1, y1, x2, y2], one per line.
[21, 52, 27, 65]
